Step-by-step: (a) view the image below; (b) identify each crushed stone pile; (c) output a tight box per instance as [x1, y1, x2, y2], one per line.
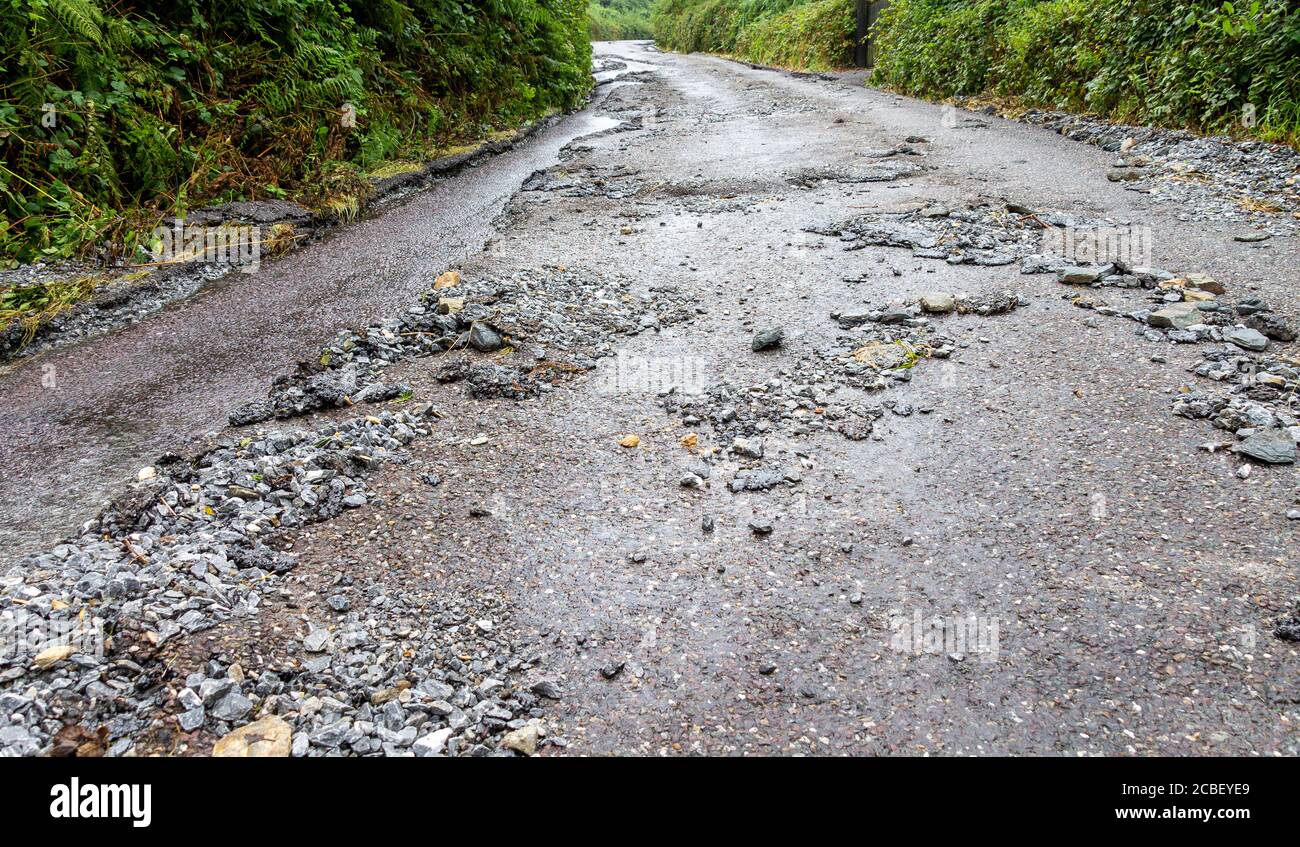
[231, 267, 698, 424]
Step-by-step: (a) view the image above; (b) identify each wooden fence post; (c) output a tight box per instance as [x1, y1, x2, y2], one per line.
[856, 1, 889, 69]
[854, 0, 870, 68]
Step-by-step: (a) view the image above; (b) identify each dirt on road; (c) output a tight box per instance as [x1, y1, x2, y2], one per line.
[2, 42, 1296, 757]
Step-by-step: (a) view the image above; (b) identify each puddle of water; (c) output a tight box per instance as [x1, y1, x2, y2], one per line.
[580, 115, 622, 135]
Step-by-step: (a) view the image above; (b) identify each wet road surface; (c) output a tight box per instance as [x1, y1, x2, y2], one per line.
[6, 41, 1298, 754]
[0, 106, 619, 557]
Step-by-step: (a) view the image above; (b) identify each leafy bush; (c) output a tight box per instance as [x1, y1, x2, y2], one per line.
[870, 0, 1300, 144]
[654, 0, 856, 70]
[737, 0, 856, 69]
[866, 0, 1022, 96]
[0, 0, 592, 264]
[588, 0, 655, 39]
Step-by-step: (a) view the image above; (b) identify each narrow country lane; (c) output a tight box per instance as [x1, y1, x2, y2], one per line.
[3, 42, 1296, 757]
[0, 109, 620, 557]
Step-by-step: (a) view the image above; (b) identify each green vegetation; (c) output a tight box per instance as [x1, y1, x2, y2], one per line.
[588, 0, 655, 39]
[870, 0, 1300, 145]
[1, 271, 101, 343]
[653, 0, 856, 70]
[0, 0, 591, 265]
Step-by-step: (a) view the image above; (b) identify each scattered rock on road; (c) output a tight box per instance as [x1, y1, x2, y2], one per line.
[1235, 429, 1297, 464]
[213, 716, 294, 757]
[752, 326, 784, 351]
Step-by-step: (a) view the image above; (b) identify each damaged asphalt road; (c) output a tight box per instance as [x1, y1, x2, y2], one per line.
[1, 42, 1296, 756]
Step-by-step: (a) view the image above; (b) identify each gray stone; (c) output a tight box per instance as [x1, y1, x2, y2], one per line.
[209, 690, 253, 722]
[1147, 303, 1201, 330]
[352, 382, 403, 404]
[178, 707, 205, 731]
[418, 680, 454, 700]
[835, 310, 874, 327]
[685, 460, 710, 479]
[729, 469, 786, 492]
[177, 687, 202, 711]
[198, 678, 233, 706]
[303, 629, 331, 653]
[1058, 265, 1108, 285]
[468, 322, 504, 352]
[1245, 312, 1295, 342]
[310, 719, 352, 748]
[752, 327, 784, 351]
[0, 726, 39, 756]
[919, 292, 955, 314]
[1235, 429, 1296, 464]
[413, 728, 454, 757]
[1223, 326, 1269, 352]
[878, 306, 911, 325]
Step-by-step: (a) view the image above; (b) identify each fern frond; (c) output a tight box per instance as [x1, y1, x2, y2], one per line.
[47, 0, 104, 45]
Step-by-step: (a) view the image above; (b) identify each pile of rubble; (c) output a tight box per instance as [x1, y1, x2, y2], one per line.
[3, 263, 696, 758]
[833, 289, 1025, 328]
[0, 408, 539, 757]
[1021, 109, 1300, 232]
[1050, 264, 1295, 347]
[1044, 261, 1296, 466]
[662, 378, 884, 445]
[1173, 347, 1300, 468]
[660, 291, 1029, 499]
[521, 164, 644, 199]
[818, 290, 1029, 392]
[811, 202, 1111, 269]
[786, 159, 924, 187]
[231, 267, 698, 424]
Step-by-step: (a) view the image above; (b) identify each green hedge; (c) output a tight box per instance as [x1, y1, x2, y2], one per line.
[654, 0, 856, 70]
[870, 0, 1300, 144]
[589, 0, 655, 39]
[0, 0, 592, 263]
